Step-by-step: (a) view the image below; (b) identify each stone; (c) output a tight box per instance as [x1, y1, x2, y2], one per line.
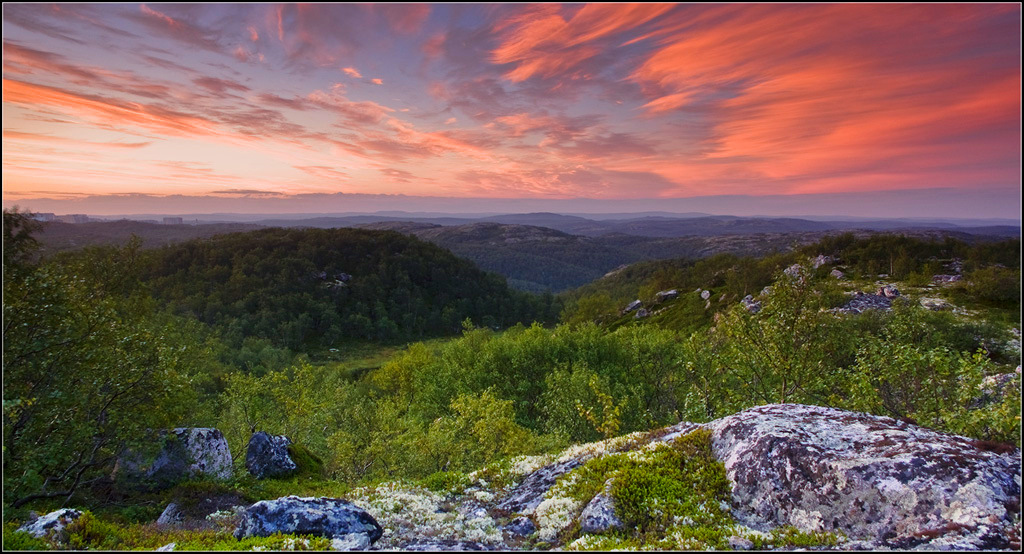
[17, 508, 81, 539]
[876, 285, 900, 298]
[830, 269, 845, 279]
[504, 516, 536, 537]
[496, 459, 582, 515]
[246, 432, 298, 479]
[156, 502, 183, 526]
[156, 543, 176, 552]
[811, 254, 834, 269]
[655, 289, 678, 302]
[578, 481, 623, 534]
[932, 274, 962, 283]
[920, 297, 952, 311]
[634, 308, 650, 319]
[331, 534, 372, 551]
[741, 295, 762, 314]
[234, 496, 382, 544]
[119, 428, 232, 488]
[832, 291, 894, 314]
[700, 289, 711, 300]
[400, 539, 497, 551]
[707, 404, 1021, 549]
[622, 299, 642, 314]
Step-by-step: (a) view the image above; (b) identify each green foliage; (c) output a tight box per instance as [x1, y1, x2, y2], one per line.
[960, 266, 1021, 307]
[141, 227, 554, 350]
[2, 523, 50, 550]
[420, 471, 471, 495]
[3, 211, 206, 509]
[287, 443, 325, 478]
[715, 266, 856, 405]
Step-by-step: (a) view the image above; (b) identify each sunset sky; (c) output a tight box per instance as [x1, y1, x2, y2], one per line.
[2, 3, 1021, 217]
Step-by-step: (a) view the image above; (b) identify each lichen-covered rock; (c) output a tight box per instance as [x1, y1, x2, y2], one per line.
[876, 285, 901, 298]
[578, 481, 623, 534]
[655, 289, 678, 302]
[400, 539, 498, 550]
[496, 459, 582, 515]
[830, 269, 845, 279]
[741, 294, 762, 314]
[119, 428, 232, 488]
[812, 255, 834, 269]
[700, 289, 711, 300]
[17, 508, 81, 539]
[707, 404, 1021, 549]
[233, 496, 382, 543]
[504, 516, 536, 537]
[245, 432, 298, 479]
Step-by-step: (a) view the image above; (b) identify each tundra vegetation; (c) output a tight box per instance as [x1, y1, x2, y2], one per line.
[3, 208, 1020, 549]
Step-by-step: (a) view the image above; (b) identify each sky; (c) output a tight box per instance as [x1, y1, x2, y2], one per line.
[2, 3, 1021, 218]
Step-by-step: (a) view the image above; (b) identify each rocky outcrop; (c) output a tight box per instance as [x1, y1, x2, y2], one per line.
[496, 459, 582, 515]
[741, 294, 762, 314]
[246, 432, 298, 479]
[633, 308, 650, 319]
[234, 496, 383, 544]
[706, 404, 1021, 549]
[118, 428, 232, 488]
[17, 508, 81, 539]
[578, 481, 622, 534]
[830, 268, 845, 279]
[833, 291, 897, 314]
[622, 300, 642, 314]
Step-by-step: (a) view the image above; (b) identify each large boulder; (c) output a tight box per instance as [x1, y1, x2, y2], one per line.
[17, 508, 81, 539]
[706, 404, 1021, 549]
[245, 432, 298, 479]
[117, 428, 232, 488]
[234, 496, 383, 544]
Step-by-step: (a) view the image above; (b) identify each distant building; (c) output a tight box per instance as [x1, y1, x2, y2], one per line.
[163, 217, 184, 225]
[56, 214, 90, 223]
[32, 213, 56, 222]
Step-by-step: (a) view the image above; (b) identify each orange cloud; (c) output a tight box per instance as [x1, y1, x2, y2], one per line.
[342, 66, 362, 78]
[492, 3, 674, 82]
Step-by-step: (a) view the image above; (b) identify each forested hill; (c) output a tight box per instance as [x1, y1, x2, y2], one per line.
[140, 227, 559, 350]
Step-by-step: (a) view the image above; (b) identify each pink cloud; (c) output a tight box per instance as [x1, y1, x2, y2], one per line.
[342, 66, 362, 78]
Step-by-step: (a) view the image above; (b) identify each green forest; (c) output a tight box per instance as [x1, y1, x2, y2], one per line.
[2, 208, 1020, 549]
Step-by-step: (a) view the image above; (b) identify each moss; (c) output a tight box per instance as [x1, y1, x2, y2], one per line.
[287, 443, 325, 477]
[2, 522, 51, 550]
[421, 471, 472, 495]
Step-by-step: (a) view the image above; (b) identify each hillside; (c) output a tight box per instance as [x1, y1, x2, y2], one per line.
[139, 227, 558, 350]
[34, 220, 263, 255]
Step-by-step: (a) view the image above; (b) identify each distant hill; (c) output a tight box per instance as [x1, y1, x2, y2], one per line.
[139, 227, 558, 350]
[35, 220, 262, 255]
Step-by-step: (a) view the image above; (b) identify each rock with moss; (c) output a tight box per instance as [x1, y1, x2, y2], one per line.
[117, 428, 232, 488]
[245, 431, 298, 479]
[496, 459, 582, 515]
[233, 496, 382, 544]
[17, 508, 81, 539]
[707, 404, 1021, 549]
[578, 480, 622, 534]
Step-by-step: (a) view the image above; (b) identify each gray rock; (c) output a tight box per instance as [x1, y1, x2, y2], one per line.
[156, 543, 176, 552]
[234, 496, 382, 543]
[17, 508, 81, 539]
[331, 534, 371, 551]
[119, 428, 232, 488]
[832, 291, 894, 314]
[932, 274, 962, 283]
[156, 502, 183, 526]
[622, 299, 642, 314]
[634, 308, 650, 319]
[655, 289, 678, 302]
[830, 269, 845, 279]
[579, 481, 623, 534]
[504, 516, 536, 537]
[741, 295, 762, 314]
[707, 404, 1021, 549]
[812, 255, 834, 269]
[496, 459, 582, 515]
[246, 432, 298, 479]
[700, 289, 711, 300]
[920, 297, 952, 311]
[876, 285, 900, 298]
